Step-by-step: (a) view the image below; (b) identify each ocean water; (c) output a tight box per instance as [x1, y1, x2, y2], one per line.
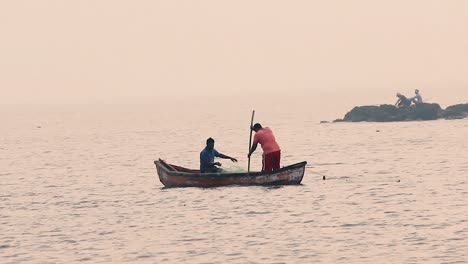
[1, 102, 467, 263]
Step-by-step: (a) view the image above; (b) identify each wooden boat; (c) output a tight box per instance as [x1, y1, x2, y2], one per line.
[154, 159, 307, 188]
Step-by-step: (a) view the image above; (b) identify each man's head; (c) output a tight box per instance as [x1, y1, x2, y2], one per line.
[252, 123, 262, 132]
[206, 137, 215, 149]
[415, 89, 420, 94]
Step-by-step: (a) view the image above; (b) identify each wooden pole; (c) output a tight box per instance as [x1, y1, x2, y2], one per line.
[248, 110, 255, 173]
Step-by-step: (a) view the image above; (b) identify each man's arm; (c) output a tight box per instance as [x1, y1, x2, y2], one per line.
[217, 153, 238, 162]
[248, 143, 258, 158]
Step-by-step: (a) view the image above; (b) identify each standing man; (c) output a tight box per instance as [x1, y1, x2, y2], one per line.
[200, 138, 237, 173]
[248, 123, 281, 172]
[395, 93, 411, 108]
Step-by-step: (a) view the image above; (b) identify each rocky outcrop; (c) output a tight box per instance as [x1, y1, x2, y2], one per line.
[334, 103, 468, 122]
[440, 104, 468, 120]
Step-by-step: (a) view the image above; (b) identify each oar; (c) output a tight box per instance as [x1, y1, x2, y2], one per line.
[247, 110, 255, 174]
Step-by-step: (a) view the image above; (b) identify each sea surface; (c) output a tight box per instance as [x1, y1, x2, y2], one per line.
[1, 101, 467, 263]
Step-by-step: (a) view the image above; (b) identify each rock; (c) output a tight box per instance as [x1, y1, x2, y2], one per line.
[336, 102, 468, 122]
[444, 114, 468, 120]
[440, 103, 468, 120]
[405, 103, 442, 120]
[320, 121, 329, 124]
[343, 105, 403, 122]
[341, 103, 442, 122]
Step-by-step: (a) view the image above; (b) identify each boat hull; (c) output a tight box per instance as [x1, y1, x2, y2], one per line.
[154, 159, 307, 188]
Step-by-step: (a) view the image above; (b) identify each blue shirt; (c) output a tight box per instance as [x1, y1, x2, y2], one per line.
[200, 147, 220, 172]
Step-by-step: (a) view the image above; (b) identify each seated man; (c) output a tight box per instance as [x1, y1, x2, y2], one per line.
[200, 138, 237, 173]
[395, 93, 411, 108]
[410, 89, 423, 104]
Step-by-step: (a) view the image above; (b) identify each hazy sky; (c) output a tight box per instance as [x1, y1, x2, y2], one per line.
[1, 0, 467, 106]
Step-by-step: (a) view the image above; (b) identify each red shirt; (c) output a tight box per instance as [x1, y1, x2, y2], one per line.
[253, 127, 281, 154]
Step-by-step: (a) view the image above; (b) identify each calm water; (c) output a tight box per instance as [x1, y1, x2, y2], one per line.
[1, 102, 467, 263]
